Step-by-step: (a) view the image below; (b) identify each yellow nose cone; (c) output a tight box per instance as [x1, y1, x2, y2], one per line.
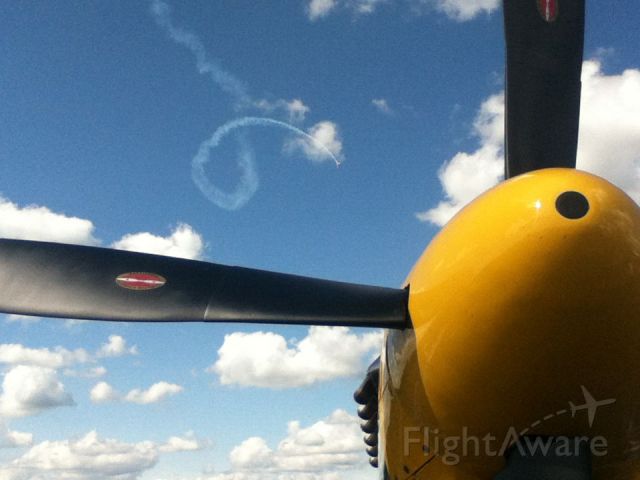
[407, 169, 640, 466]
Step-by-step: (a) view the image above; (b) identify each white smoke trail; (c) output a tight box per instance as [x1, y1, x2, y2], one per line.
[150, 0, 250, 107]
[150, 0, 341, 210]
[192, 116, 341, 210]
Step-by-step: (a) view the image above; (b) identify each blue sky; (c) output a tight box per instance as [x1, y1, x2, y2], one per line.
[0, 1, 639, 479]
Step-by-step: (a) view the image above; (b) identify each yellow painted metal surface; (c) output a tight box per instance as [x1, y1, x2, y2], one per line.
[382, 169, 640, 479]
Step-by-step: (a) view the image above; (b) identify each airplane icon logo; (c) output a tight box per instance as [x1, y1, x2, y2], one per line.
[569, 385, 616, 427]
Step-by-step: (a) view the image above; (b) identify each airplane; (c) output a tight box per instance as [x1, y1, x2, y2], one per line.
[1, 0, 639, 478]
[569, 386, 617, 429]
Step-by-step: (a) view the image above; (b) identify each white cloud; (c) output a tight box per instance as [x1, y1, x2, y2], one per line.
[307, 0, 387, 20]
[90, 381, 120, 404]
[124, 381, 184, 405]
[371, 98, 393, 115]
[0, 422, 32, 449]
[307, 0, 338, 20]
[209, 326, 382, 388]
[284, 121, 344, 164]
[159, 433, 204, 453]
[63, 366, 107, 379]
[0, 431, 158, 480]
[275, 410, 364, 471]
[0, 197, 98, 245]
[0, 335, 132, 369]
[416, 92, 504, 226]
[285, 99, 311, 123]
[206, 474, 353, 480]
[5, 314, 41, 324]
[0, 430, 206, 480]
[96, 335, 138, 358]
[349, 0, 387, 14]
[308, 0, 494, 21]
[111, 223, 205, 260]
[418, 60, 640, 227]
[0, 344, 91, 369]
[63, 319, 89, 329]
[88, 366, 108, 378]
[576, 60, 640, 201]
[210, 409, 366, 479]
[230, 437, 274, 470]
[0, 366, 74, 418]
[89, 380, 184, 405]
[255, 98, 310, 124]
[430, 0, 499, 21]
[0, 196, 207, 261]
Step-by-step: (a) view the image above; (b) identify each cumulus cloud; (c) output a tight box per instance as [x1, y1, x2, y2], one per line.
[0, 431, 157, 480]
[284, 121, 344, 164]
[255, 98, 310, 124]
[124, 381, 183, 404]
[307, 0, 387, 20]
[159, 433, 204, 453]
[209, 409, 366, 479]
[429, 0, 499, 21]
[0, 422, 32, 449]
[275, 410, 364, 471]
[111, 223, 205, 260]
[209, 326, 382, 388]
[349, 0, 387, 14]
[5, 314, 41, 324]
[230, 437, 274, 470]
[371, 98, 393, 115]
[418, 60, 640, 227]
[64, 366, 107, 379]
[576, 60, 640, 201]
[0, 335, 134, 369]
[0, 430, 205, 479]
[308, 0, 495, 21]
[416, 92, 504, 226]
[96, 335, 138, 358]
[307, 0, 338, 20]
[89, 382, 120, 404]
[0, 344, 91, 369]
[0, 197, 98, 245]
[90, 380, 183, 405]
[0, 366, 74, 418]
[0, 195, 207, 263]
[285, 99, 312, 123]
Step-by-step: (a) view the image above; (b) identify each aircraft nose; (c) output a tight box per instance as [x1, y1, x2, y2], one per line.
[407, 168, 640, 453]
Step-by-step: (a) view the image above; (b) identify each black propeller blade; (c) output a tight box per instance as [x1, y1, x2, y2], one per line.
[0, 239, 408, 328]
[504, 0, 585, 178]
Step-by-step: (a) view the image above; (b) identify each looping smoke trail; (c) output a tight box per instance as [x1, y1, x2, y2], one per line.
[192, 117, 341, 210]
[151, 0, 343, 210]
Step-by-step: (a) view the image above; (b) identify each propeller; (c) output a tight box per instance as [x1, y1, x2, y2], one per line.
[0, 239, 408, 328]
[504, 0, 585, 178]
[0, 2, 587, 330]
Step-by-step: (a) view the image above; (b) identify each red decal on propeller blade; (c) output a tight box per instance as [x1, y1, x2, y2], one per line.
[116, 272, 166, 291]
[537, 0, 558, 22]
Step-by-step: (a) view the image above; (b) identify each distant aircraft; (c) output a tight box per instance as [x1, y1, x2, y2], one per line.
[1, 0, 639, 478]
